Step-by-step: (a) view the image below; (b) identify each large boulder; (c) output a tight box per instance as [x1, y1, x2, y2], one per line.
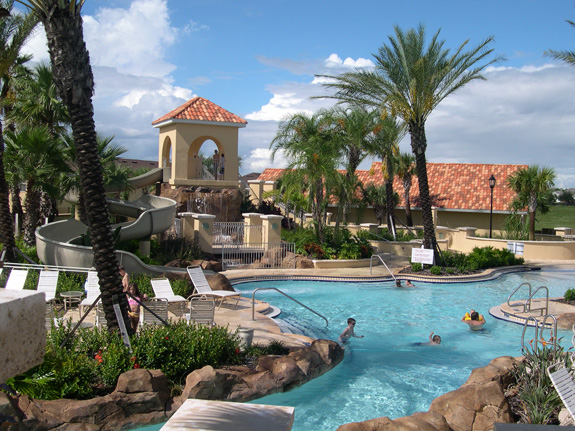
[429, 380, 512, 431]
[206, 273, 234, 291]
[557, 312, 575, 330]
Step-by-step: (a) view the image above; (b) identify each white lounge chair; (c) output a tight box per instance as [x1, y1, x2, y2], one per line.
[186, 265, 241, 309]
[79, 270, 100, 314]
[5, 269, 28, 290]
[150, 278, 187, 314]
[186, 297, 215, 326]
[140, 298, 169, 327]
[37, 269, 59, 303]
[548, 360, 575, 423]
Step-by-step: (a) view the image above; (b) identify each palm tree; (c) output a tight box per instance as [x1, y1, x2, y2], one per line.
[16, 0, 132, 333]
[0, 0, 38, 261]
[395, 152, 416, 227]
[368, 115, 406, 238]
[319, 24, 501, 259]
[332, 106, 375, 226]
[4, 125, 68, 245]
[507, 165, 556, 241]
[362, 183, 388, 226]
[270, 110, 342, 243]
[544, 20, 575, 67]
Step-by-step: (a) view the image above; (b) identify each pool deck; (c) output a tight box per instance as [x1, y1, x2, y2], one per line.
[61, 258, 575, 346]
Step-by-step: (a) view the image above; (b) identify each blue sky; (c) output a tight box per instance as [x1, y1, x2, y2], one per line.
[20, 0, 575, 187]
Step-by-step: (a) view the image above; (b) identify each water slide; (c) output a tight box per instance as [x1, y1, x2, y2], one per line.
[36, 167, 186, 275]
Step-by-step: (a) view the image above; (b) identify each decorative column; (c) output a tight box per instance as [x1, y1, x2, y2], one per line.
[261, 214, 283, 249]
[178, 212, 196, 241]
[192, 213, 216, 253]
[242, 213, 262, 245]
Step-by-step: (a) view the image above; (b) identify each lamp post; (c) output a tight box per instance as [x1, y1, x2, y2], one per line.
[489, 175, 496, 238]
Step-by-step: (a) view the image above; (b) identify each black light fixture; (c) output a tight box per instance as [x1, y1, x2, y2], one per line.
[489, 175, 496, 238]
[0, 7, 10, 17]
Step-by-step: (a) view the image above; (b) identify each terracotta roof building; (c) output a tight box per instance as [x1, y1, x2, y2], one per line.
[252, 162, 527, 233]
[152, 97, 248, 127]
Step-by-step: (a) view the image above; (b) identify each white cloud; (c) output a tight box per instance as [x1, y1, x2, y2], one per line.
[82, 0, 177, 77]
[324, 53, 374, 69]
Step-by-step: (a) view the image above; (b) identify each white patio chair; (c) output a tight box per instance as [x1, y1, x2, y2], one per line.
[37, 269, 59, 303]
[5, 269, 29, 290]
[140, 298, 169, 327]
[186, 265, 241, 309]
[186, 296, 215, 326]
[150, 278, 187, 314]
[79, 270, 100, 314]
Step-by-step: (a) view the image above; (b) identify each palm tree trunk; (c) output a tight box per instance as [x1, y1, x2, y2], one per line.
[23, 179, 40, 246]
[11, 184, 24, 236]
[385, 180, 395, 238]
[528, 211, 536, 241]
[42, 4, 132, 334]
[0, 122, 16, 262]
[403, 184, 413, 227]
[410, 123, 437, 254]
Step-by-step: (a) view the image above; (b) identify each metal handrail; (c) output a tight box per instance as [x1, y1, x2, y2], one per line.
[507, 282, 532, 311]
[524, 285, 549, 316]
[521, 314, 557, 353]
[370, 254, 396, 281]
[251, 287, 328, 327]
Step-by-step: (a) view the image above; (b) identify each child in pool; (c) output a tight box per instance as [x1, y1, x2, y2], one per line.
[338, 318, 364, 345]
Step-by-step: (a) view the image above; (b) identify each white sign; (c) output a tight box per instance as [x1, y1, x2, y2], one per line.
[507, 242, 525, 256]
[411, 248, 434, 265]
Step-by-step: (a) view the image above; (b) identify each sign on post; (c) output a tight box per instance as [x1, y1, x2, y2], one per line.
[411, 248, 434, 265]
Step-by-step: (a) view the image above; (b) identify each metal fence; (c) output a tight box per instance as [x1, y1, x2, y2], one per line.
[213, 222, 263, 245]
[221, 242, 296, 270]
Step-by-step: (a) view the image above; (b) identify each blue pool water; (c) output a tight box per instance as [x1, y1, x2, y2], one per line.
[136, 268, 575, 431]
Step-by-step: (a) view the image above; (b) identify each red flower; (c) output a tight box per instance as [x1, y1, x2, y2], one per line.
[134, 363, 140, 369]
[165, 336, 169, 340]
[95, 354, 103, 364]
[235, 348, 240, 355]
[131, 356, 137, 362]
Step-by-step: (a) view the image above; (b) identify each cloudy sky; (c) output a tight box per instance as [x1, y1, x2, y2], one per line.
[19, 0, 575, 188]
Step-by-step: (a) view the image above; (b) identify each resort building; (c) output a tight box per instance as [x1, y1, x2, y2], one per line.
[249, 162, 529, 237]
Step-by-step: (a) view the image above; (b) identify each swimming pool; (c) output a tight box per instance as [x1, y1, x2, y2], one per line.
[232, 268, 574, 431]
[135, 268, 574, 431]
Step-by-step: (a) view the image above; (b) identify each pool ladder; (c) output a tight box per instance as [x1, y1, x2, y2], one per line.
[251, 287, 329, 327]
[507, 282, 549, 317]
[521, 314, 558, 353]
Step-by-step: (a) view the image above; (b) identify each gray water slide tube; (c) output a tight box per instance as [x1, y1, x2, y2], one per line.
[35, 168, 186, 275]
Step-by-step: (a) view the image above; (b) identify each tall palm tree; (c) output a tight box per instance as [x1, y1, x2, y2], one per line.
[368, 115, 405, 238]
[270, 110, 342, 243]
[332, 106, 376, 226]
[4, 125, 68, 245]
[0, 0, 38, 261]
[507, 165, 556, 241]
[16, 0, 132, 333]
[395, 152, 416, 227]
[319, 24, 501, 259]
[544, 20, 575, 67]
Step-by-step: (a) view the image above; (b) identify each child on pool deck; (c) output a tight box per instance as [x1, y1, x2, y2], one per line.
[338, 318, 364, 345]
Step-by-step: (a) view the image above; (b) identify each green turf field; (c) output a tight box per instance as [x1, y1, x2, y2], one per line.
[536, 205, 575, 230]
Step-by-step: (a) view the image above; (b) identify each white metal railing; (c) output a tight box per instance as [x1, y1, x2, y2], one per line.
[221, 242, 295, 270]
[213, 223, 263, 245]
[370, 254, 396, 280]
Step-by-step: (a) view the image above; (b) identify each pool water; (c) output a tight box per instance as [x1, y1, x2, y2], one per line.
[136, 268, 574, 431]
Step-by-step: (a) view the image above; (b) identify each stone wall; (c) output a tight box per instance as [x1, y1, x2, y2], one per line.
[0, 339, 343, 431]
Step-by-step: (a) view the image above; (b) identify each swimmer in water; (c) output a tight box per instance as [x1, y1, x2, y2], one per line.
[338, 318, 364, 345]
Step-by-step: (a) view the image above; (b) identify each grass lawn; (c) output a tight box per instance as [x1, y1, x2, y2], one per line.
[535, 205, 575, 230]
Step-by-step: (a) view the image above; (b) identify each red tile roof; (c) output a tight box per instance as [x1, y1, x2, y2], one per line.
[258, 163, 528, 212]
[152, 97, 247, 126]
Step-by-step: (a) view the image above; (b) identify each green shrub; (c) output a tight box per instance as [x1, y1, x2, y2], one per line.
[446, 267, 456, 275]
[411, 262, 423, 272]
[430, 266, 442, 275]
[564, 288, 575, 301]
